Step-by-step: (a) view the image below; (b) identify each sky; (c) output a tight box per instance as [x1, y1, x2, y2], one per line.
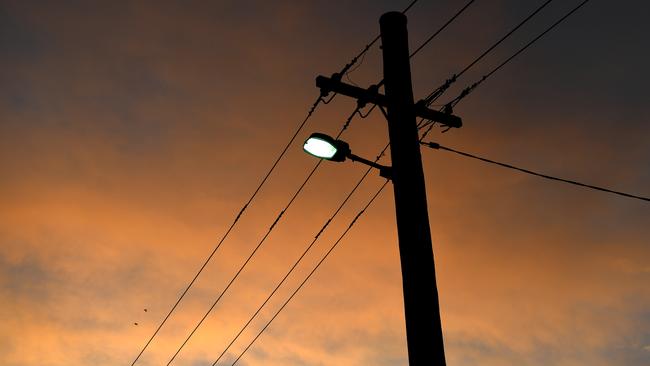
[1, 0, 649, 365]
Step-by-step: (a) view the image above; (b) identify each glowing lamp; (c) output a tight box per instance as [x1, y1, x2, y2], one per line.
[303, 133, 350, 162]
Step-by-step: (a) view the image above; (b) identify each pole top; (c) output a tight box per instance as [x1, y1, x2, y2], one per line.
[380, 11, 407, 27]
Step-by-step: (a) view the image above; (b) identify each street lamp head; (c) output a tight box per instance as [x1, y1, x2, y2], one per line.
[303, 133, 350, 162]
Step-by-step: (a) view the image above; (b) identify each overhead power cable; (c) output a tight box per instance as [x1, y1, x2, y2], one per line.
[373, 0, 478, 90]
[419, 0, 591, 138]
[409, 0, 477, 58]
[342, 0, 420, 81]
[444, 0, 593, 109]
[165, 159, 322, 365]
[421, 141, 650, 203]
[459, 0, 554, 78]
[422, 0, 556, 106]
[339, 0, 477, 120]
[128, 2, 422, 364]
[402, 0, 420, 14]
[210, 144, 390, 365]
[230, 180, 391, 366]
[165, 107, 361, 365]
[128, 95, 322, 366]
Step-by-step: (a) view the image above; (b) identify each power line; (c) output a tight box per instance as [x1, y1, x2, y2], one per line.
[210, 144, 390, 365]
[230, 180, 391, 366]
[458, 0, 555, 78]
[421, 141, 650, 203]
[445, 0, 593, 109]
[342, 0, 421, 81]
[422, 0, 556, 106]
[373, 0, 478, 90]
[402, 0, 420, 14]
[128, 95, 322, 366]
[345, 0, 478, 123]
[334, 0, 476, 119]
[164, 107, 362, 364]
[419, 0, 592, 138]
[409, 0, 477, 58]
[165, 158, 321, 365]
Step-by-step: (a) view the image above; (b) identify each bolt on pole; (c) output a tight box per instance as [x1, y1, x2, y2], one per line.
[380, 11, 447, 365]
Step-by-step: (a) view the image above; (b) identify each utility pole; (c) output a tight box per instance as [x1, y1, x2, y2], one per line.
[380, 12, 446, 365]
[315, 11, 460, 366]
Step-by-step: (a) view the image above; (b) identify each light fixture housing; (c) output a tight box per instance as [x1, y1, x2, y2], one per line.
[303, 133, 350, 162]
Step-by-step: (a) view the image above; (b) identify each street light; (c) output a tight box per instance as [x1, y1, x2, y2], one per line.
[303, 133, 350, 162]
[303, 132, 391, 179]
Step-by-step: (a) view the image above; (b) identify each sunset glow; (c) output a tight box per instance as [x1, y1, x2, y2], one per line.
[1, 1, 649, 366]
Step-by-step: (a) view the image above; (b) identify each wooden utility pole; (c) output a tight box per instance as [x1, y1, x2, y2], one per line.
[380, 11, 446, 365]
[315, 11, 459, 366]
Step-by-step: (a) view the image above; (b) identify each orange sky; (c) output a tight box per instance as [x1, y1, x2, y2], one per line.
[1, 1, 649, 365]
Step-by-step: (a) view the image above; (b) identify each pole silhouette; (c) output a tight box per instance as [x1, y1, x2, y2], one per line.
[380, 12, 446, 365]
[315, 11, 456, 365]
